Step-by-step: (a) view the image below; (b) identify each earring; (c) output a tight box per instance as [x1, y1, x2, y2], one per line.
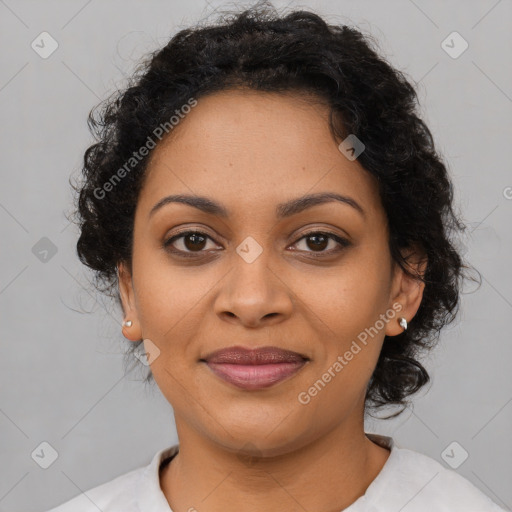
[123, 320, 132, 328]
[398, 317, 407, 331]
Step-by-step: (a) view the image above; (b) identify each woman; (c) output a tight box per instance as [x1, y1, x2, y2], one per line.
[47, 2, 505, 511]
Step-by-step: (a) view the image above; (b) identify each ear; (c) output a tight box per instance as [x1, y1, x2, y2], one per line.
[385, 245, 428, 337]
[118, 261, 142, 342]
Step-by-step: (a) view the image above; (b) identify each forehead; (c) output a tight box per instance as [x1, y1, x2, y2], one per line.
[138, 89, 383, 222]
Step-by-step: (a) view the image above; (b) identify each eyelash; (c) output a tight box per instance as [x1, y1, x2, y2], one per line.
[162, 229, 351, 259]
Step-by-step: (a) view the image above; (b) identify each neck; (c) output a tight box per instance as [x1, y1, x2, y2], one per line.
[160, 419, 390, 512]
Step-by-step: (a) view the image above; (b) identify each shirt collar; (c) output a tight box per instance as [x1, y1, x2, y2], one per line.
[135, 444, 179, 511]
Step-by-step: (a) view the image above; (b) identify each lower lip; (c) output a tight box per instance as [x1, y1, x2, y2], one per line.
[205, 361, 307, 390]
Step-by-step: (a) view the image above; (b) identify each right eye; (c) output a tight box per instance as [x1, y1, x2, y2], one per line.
[163, 230, 222, 256]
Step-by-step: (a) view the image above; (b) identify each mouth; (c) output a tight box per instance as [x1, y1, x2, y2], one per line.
[201, 346, 309, 390]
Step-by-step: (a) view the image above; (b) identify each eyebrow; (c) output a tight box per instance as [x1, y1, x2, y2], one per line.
[148, 192, 365, 219]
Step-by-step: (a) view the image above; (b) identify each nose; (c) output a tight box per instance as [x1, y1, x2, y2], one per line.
[213, 248, 294, 329]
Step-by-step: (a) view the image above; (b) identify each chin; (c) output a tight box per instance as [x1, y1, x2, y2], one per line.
[205, 410, 314, 458]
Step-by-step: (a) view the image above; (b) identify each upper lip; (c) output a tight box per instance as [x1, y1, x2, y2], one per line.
[202, 346, 309, 365]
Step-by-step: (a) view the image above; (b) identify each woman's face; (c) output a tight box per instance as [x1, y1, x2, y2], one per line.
[119, 89, 424, 455]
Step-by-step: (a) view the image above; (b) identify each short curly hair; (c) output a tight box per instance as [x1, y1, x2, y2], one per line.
[70, 0, 475, 418]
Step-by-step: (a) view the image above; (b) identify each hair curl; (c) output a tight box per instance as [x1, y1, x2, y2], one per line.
[70, 0, 476, 418]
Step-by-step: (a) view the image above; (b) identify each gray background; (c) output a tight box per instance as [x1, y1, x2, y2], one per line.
[1, 0, 511, 510]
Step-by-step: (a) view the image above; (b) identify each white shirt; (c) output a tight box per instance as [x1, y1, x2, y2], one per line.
[46, 433, 506, 511]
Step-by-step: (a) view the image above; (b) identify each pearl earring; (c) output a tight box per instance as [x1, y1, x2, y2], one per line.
[123, 320, 132, 328]
[398, 317, 407, 331]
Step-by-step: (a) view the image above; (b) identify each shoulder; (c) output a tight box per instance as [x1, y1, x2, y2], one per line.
[44, 467, 142, 512]
[371, 446, 506, 511]
[43, 445, 178, 512]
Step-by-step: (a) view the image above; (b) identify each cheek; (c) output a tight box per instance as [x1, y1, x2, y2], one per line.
[131, 243, 206, 339]
[302, 249, 392, 342]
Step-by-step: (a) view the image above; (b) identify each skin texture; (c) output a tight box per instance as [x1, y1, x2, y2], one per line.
[118, 89, 426, 512]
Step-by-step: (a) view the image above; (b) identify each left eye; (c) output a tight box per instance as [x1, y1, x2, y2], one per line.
[163, 230, 350, 256]
[291, 231, 351, 254]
